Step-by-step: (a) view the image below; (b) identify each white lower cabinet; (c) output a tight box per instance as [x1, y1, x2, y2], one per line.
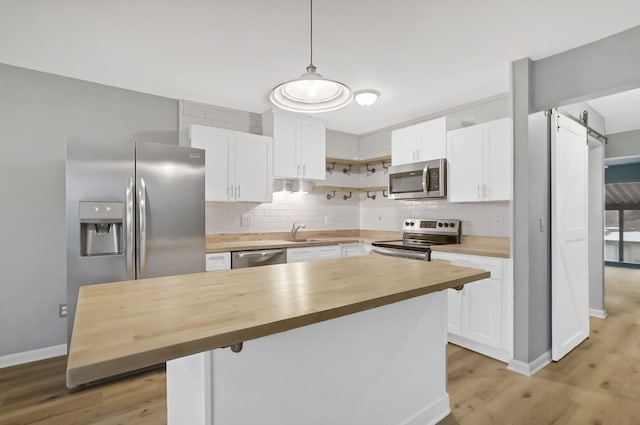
[205, 252, 231, 271]
[286, 245, 341, 263]
[340, 243, 372, 257]
[431, 251, 512, 362]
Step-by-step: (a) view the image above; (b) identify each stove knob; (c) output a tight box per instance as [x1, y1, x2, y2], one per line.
[444, 222, 449, 227]
[405, 221, 410, 226]
[450, 222, 456, 227]
[438, 222, 443, 227]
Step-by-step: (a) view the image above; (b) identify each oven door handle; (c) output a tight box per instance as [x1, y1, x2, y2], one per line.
[371, 247, 429, 261]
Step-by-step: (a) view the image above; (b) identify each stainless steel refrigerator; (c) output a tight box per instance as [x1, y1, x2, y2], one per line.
[66, 140, 205, 345]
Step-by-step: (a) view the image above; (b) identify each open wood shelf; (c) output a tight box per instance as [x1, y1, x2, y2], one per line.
[325, 155, 391, 166]
[313, 185, 387, 193]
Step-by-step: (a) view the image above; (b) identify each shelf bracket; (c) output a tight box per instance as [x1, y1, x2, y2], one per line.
[343, 192, 352, 200]
[382, 189, 388, 198]
[366, 191, 376, 200]
[326, 191, 336, 200]
[366, 164, 376, 175]
[381, 161, 391, 170]
[343, 164, 352, 175]
[230, 342, 244, 353]
[326, 162, 336, 174]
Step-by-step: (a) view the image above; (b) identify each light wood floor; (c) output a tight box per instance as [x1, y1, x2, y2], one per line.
[1, 266, 639, 425]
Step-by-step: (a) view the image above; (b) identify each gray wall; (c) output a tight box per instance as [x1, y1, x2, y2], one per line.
[588, 140, 605, 313]
[511, 24, 640, 368]
[532, 25, 640, 111]
[0, 63, 178, 356]
[606, 129, 640, 158]
[511, 58, 552, 365]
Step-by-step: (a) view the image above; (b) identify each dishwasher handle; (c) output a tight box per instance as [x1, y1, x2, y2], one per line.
[235, 249, 285, 259]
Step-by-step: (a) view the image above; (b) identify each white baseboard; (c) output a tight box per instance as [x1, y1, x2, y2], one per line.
[507, 350, 551, 377]
[448, 334, 511, 363]
[403, 393, 450, 425]
[590, 308, 607, 319]
[0, 344, 67, 369]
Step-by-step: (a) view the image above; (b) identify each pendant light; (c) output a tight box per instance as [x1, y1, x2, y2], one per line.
[269, 0, 352, 113]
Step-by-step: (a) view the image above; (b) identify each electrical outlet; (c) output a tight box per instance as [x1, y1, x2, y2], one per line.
[495, 217, 502, 232]
[324, 215, 334, 225]
[58, 304, 67, 318]
[241, 213, 252, 227]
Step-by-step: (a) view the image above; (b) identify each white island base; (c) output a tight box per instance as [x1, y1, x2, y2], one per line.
[167, 291, 449, 425]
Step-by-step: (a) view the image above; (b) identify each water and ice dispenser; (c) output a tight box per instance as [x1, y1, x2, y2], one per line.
[79, 201, 124, 256]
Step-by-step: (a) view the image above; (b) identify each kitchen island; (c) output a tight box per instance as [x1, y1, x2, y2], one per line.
[67, 255, 489, 425]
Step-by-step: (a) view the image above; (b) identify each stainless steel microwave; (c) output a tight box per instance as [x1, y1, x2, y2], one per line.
[388, 159, 447, 199]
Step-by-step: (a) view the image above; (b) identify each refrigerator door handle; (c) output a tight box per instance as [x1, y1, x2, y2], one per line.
[126, 177, 135, 278]
[138, 177, 147, 277]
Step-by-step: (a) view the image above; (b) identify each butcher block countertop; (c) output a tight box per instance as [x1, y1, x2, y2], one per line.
[66, 255, 489, 388]
[206, 237, 362, 253]
[206, 231, 510, 258]
[431, 235, 510, 258]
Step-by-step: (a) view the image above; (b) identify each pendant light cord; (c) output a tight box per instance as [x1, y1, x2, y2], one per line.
[309, 0, 314, 67]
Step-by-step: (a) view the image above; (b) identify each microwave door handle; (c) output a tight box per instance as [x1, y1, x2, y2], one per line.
[423, 164, 429, 194]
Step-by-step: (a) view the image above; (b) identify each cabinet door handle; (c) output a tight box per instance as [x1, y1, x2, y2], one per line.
[297, 164, 301, 177]
[303, 164, 306, 177]
[483, 184, 488, 200]
[477, 184, 482, 199]
[236, 185, 241, 199]
[228, 186, 233, 200]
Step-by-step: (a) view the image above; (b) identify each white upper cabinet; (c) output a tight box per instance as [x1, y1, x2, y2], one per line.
[483, 118, 512, 201]
[391, 117, 446, 166]
[263, 109, 326, 180]
[299, 119, 326, 180]
[189, 125, 273, 203]
[447, 124, 484, 202]
[447, 117, 512, 202]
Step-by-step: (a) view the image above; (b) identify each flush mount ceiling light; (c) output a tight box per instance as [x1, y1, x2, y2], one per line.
[269, 0, 352, 113]
[354, 90, 380, 106]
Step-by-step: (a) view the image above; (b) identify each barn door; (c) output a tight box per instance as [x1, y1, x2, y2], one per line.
[551, 111, 590, 361]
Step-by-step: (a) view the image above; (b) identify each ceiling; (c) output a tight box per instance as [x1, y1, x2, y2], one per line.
[587, 88, 640, 135]
[1, 1, 639, 135]
[606, 182, 640, 206]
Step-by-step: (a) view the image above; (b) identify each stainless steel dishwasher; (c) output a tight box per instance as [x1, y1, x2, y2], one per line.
[231, 248, 287, 269]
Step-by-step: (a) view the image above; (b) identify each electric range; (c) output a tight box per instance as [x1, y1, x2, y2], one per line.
[371, 218, 461, 261]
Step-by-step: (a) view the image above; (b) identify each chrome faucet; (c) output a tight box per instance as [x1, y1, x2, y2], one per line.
[290, 222, 306, 241]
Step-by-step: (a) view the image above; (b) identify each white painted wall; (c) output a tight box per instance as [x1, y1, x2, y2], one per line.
[606, 129, 640, 158]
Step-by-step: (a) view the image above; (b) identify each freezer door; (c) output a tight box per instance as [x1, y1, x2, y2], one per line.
[135, 141, 205, 279]
[66, 138, 135, 345]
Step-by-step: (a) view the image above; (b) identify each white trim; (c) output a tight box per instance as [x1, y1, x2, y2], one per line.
[402, 393, 450, 425]
[0, 344, 67, 369]
[590, 308, 607, 319]
[507, 351, 551, 377]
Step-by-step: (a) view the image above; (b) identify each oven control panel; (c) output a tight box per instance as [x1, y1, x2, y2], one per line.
[402, 218, 461, 235]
